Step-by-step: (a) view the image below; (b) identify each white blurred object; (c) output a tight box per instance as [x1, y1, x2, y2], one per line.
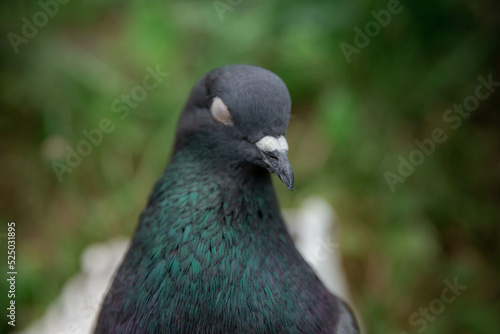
[284, 196, 351, 302]
[19, 238, 129, 334]
[20, 197, 351, 333]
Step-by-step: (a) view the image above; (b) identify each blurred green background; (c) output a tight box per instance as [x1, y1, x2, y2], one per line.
[1, 0, 499, 333]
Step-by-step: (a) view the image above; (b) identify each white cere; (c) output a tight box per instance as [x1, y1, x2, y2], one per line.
[255, 135, 289, 152]
[210, 97, 234, 126]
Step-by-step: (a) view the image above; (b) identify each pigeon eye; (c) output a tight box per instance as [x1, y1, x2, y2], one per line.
[210, 97, 234, 126]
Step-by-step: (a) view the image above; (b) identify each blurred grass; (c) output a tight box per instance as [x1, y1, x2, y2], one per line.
[1, 0, 499, 333]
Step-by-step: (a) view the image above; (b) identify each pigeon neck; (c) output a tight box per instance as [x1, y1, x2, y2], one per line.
[119, 137, 344, 333]
[172, 134, 274, 190]
[151, 139, 288, 237]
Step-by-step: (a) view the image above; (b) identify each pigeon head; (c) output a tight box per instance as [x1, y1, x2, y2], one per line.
[174, 64, 294, 190]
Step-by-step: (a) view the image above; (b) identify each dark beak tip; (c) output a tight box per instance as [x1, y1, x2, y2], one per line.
[263, 150, 294, 191]
[279, 168, 294, 191]
[284, 172, 294, 191]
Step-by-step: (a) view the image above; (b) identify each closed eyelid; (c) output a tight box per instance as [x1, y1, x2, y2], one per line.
[210, 97, 234, 126]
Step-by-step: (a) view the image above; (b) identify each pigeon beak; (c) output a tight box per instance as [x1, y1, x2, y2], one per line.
[262, 150, 295, 191]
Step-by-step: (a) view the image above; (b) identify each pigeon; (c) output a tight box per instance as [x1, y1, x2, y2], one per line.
[94, 64, 359, 333]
